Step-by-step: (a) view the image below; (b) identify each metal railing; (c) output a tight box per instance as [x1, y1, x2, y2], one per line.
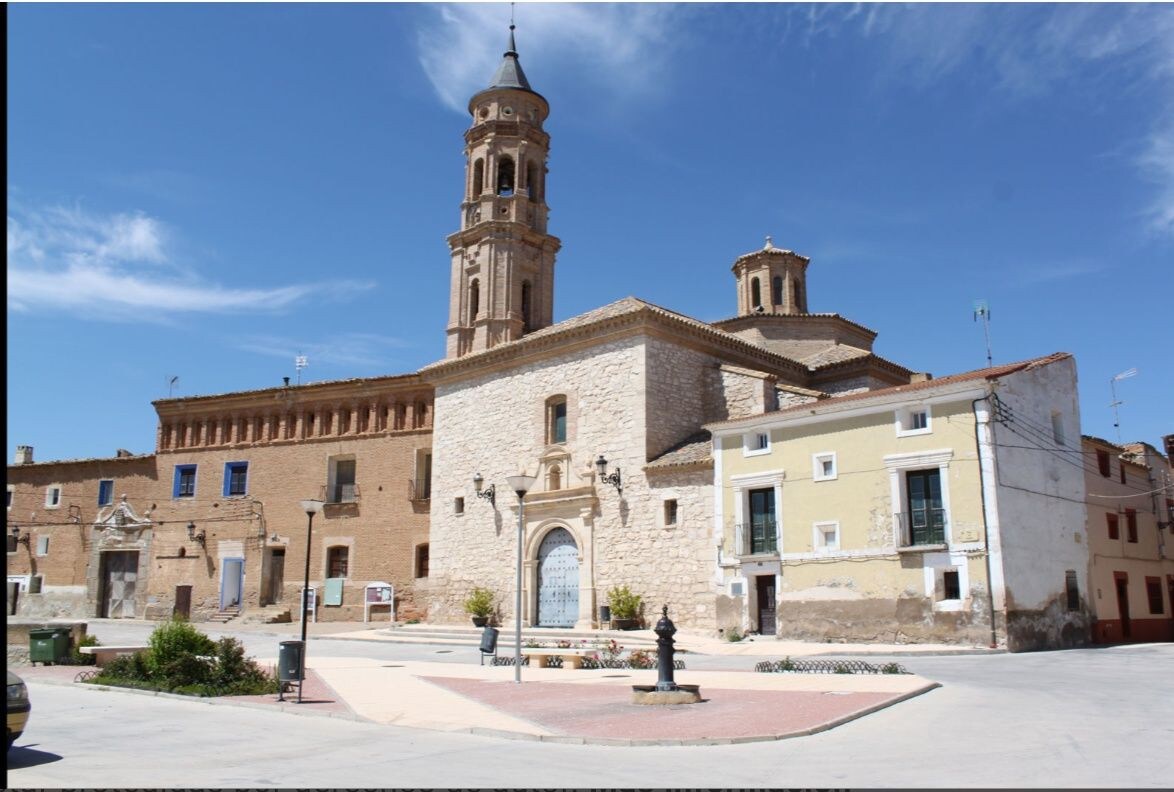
[894, 510, 947, 547]
[320, 482, 360, 504]
[734, 520, 779, 556]
[408, 478, 431, 502]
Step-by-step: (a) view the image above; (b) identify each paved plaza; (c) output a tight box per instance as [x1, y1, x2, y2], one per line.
[7, 621, 1173, 788]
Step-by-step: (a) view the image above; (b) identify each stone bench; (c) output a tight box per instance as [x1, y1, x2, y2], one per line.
[79, 645, 149, 666]
[520, 646, 595, 669]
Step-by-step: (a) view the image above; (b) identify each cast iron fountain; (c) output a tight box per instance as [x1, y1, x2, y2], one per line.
[631, 604, 702, 704]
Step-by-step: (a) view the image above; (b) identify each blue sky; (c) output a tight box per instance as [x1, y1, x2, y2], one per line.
[7, 3, 1173, 463]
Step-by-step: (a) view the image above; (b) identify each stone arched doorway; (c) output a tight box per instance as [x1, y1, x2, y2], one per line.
[536, 527, 579, 627]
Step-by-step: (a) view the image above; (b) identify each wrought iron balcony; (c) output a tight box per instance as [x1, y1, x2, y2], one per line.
[320, 482, 360, 505]
[734, 520, 779, 557]
[408, 478, 431, 502]
[894, 510, 947, 548]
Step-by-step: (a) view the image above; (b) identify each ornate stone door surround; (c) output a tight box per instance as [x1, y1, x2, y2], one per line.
[520, 495, 597, 630]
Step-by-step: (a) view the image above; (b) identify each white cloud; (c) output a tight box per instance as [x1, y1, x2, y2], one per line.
[416, 3, 687, 113]
[781, 4, 1174, 238]
[1139, 125, 1174, 237]
[236, 332, 412, 370]
[6, 202, 373, 316]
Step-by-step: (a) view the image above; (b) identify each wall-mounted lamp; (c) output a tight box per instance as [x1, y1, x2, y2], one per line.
[10, 526, 30, 547]
[472, 473, 496, 506]
[595, 455, 622, 494]
[186, 521, 206, 546]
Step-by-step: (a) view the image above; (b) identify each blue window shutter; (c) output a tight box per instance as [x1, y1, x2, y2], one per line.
[223, 464, 231, 497]
[173, 466, 182, 498]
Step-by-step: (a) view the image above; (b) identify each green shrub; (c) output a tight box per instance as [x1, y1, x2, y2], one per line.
[880, 662, 903, 675]
[71, 634, 102, 665]
[724, 627, 744, 642]
[463, 587, 495, 618]
[607, 585, 642, 620]
[84, 619, 277, 697]
[147, 617, 216, 677]
[779, 656, 796, 671]
[833, 662, 852, 674]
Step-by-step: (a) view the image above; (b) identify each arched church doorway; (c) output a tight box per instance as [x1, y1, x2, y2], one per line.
[536, 527, 578, 627]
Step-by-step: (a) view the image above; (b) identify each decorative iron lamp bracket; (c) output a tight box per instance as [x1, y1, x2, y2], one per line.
[595, 455, 622, 495]
[473, 473, 496, 506]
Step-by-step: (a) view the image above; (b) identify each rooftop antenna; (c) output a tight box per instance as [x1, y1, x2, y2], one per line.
[295, 353, 308, 386]
[1110, 368, 1138, 444]
[973, 300, 993, 367]
[167, 375, 179, 398]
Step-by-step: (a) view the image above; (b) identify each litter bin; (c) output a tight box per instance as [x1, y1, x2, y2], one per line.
[29, 627, 71, 666]
[599, 605, 611, 627]
[278, 640, 304, 682]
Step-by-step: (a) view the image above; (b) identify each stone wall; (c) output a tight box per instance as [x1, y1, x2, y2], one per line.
[430, 332, 724, 632]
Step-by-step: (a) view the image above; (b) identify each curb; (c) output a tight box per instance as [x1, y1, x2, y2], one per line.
[455, 681, 943, 747]
[27, 671, 942, 747]
[25, 675, 372, 724]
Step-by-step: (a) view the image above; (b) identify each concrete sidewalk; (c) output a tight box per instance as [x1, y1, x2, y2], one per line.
[295, 655, 940, 745]
[19, 651, 939, 747]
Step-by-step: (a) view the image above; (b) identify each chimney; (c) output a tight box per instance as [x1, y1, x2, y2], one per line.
[283, 377, 291, 387]
[116, 449, 133, 458]
[909, 372, 933, 383]
[14, 445, 33, 465]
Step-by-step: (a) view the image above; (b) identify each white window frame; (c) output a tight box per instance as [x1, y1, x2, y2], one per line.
[742, 431, 772, 457]
[35, 535, 50, 557]
[45, 484, 63, 509]
[730, 469, 785, 555]
[895, 404, 932, 437]
[923, 553, 968, 612]
[812, 452, 838, 482]
[813, 521, 840, 552]
[883, 449, 954, 548]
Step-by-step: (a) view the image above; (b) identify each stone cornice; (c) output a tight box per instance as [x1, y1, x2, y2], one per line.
[153, 373, 429, 419]
[446, 223, 561, 252]
[421, 299, 811, 386]
[711, 312, 878, 340]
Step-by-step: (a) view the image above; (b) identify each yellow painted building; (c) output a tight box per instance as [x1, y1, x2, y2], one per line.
[709, 353, 1092, 651]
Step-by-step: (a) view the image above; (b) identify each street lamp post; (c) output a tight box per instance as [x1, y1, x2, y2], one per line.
[298, 498, 324, 703]
[504, 470, 536, 683]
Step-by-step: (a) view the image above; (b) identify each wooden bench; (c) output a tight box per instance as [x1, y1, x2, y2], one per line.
[519, 647, 595, 669]
[79, 645, 149, 667]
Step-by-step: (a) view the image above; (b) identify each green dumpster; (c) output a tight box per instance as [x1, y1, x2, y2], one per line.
[29, 627, 71, 666]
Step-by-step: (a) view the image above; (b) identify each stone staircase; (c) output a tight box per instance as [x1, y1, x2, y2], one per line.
[204, 606, 241, 625]
[239, 605, 293, 625]
[376, 623, 660, 651]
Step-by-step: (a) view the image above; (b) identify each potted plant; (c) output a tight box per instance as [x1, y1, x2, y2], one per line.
[463, 587, 495, 628]
[606, 585, 642, 630]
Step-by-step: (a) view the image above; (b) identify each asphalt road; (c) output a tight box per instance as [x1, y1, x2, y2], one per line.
[7, 627, 1172, 788]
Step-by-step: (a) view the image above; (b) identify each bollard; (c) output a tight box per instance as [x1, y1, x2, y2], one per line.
[654, 604, 678, 692]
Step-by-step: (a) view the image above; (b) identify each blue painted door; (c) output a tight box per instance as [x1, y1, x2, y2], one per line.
[537, 528, 578, 627]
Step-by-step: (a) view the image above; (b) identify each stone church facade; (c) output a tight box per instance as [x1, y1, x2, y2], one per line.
[9, 28, 937, 635]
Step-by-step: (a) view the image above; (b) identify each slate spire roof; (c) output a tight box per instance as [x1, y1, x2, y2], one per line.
[487, 24, 533, 92]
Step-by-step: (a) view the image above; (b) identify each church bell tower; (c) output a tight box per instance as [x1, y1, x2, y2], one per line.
[445, 25, 561, 359]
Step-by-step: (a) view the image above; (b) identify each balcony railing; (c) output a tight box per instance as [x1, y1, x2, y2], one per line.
[734, 520, 779, 556]
[321, 482, 360, 505]
[894, 510, 947, 548]
[408, 478, 431, 502]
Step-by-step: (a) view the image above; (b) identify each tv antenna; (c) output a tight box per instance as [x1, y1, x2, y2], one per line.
[1110, 368, 1138, 444]
[295, 353, 308, 386]
[973, 300, 993, 367]
[167, 375, 179, 398]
